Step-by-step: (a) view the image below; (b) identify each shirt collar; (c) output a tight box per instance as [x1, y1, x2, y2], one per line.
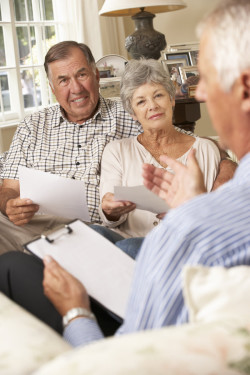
[52, 96, 112, 127]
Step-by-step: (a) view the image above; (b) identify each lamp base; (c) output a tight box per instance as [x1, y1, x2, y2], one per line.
[125, 10, 166, 60]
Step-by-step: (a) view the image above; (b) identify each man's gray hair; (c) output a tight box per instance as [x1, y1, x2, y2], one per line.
[44, 41, 96, 81]
[120, 59, 176, 115]
[197, 0, 250, 92]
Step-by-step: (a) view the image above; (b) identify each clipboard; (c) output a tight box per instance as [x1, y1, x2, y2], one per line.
[25, 220, 135, 320]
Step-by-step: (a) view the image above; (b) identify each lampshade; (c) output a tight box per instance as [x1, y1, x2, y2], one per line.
[99, 0, 187, 17]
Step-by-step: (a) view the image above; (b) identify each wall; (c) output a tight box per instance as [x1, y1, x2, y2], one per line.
[123, 0, 221, 137]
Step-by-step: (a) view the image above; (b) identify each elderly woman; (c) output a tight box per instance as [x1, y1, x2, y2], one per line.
[91, 59, 221, 259]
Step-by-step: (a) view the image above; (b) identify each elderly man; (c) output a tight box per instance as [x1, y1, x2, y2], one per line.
[0, 41, 142, 253]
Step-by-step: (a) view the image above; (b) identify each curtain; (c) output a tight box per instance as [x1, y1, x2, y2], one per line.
[53, 0, 128, 62]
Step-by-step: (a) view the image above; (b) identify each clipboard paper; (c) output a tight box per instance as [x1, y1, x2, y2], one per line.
[25, 220, 135, 319]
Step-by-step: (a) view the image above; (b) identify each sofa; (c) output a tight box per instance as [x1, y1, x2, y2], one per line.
[1, 264, 250, 375]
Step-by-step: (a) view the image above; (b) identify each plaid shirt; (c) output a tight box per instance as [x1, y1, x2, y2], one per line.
[1, 97, 142, 222]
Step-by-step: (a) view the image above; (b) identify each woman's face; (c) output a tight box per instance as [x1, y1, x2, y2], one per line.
[131, 82, 175, 132]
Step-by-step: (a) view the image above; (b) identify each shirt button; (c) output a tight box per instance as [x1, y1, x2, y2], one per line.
[153, 221, 158, 226]
[76, 162, 80, 166]
[79, 125, 83, 129]
[78, 144, 82, 148]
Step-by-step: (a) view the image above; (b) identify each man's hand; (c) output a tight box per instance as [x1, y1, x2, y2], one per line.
[43, 255, 90, 317]
[142, 149, 206, 209]
[5, 197, 39, 225]
[102, 192, 136, 221]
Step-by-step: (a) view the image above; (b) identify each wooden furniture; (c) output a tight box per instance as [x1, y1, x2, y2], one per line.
[173, 98, 201, 133]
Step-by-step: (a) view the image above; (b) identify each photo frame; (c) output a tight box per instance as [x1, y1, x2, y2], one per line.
[189, 50, 199, 66]
[168, 41, 199, 52]
[179, 65, 199, 84]
[99, 77, 121, 99]
[161, 51, 191, 66]
[98, 66, 114, 79]
[161, 58, 187, 86]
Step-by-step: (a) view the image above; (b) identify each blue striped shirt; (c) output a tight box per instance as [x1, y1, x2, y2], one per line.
[64, 152, 250, 347]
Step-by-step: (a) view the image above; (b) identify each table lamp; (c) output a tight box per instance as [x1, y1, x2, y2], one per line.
[99, 0, 187, 60]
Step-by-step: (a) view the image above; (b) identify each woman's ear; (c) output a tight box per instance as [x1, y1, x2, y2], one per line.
[241, 69, 250, 113]
[132, 114, 138, 121]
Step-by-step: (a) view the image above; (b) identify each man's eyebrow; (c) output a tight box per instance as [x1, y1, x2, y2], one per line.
[57, 67, 87, 81]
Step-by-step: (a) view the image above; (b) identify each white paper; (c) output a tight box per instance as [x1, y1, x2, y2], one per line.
[19, 166, 90, 222]
[26, 220, 135, 318]
[114, 185, 169, 214]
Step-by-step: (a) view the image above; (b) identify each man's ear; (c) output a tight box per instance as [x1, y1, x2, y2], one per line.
[49, 82, 55, 95]
[95, 68, 100, 83]
[241, 69, 250, 113]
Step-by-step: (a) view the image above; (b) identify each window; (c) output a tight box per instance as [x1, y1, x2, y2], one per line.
[0, 0, 59, 126]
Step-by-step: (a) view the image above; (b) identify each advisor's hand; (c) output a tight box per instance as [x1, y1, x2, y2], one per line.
[102, 192, 136, 221]
[43, 255, 90, 317]
[143, 149, 206, 209]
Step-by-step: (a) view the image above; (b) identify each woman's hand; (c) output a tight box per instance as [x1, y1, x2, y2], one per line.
[43, 256, 90, 317]
[102, 192, 136, 221]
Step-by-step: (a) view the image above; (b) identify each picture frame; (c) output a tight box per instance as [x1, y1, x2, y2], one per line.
[189, 50, 199, 66]
[168, 41, 199, 52]
[179, 65, 199, 84]
[161, 58, 187, 86]
[161, 51, 191, 66]
[99, 77, 121, 99]
[98, 66, 114, 79]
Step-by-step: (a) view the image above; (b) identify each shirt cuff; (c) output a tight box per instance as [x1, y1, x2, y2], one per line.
[63, 317, 104, 347]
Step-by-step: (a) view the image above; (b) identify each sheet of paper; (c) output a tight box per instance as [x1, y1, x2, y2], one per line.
[25, 220, 135, 319]
[19, 166, 90, 222]
[114, 185, 169, 214]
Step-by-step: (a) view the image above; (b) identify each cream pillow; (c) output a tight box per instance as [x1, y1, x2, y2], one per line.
[0, 292, 71, 375]
[183, 265, 250, 325]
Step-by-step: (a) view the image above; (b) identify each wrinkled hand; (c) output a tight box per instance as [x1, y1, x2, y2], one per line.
[5, 197, 39, 225]
[43, 256, 90, 317]
[102, 192, 136, 221]
[142, 149, 206, 209]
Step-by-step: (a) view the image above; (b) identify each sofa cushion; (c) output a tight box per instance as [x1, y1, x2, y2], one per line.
[0, 292, 70, 375]
[33, 321, 250, 375]
[183, 265, 250, 325]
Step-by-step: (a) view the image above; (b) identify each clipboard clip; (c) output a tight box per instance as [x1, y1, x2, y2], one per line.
[41, 224, 73, 244]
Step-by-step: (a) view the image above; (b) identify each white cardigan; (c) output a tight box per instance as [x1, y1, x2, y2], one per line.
[99, 135, 220, 238]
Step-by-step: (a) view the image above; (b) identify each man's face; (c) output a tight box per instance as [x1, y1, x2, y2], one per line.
[195, 32, 237, 151]
[48, 47, 100, 124]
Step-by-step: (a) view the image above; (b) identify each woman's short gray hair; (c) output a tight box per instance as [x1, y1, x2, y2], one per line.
[120, 59, 176, 115]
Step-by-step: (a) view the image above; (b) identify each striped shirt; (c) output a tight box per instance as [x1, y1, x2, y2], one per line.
[0, 97, 142, 222]
[64, 152, 250, 347]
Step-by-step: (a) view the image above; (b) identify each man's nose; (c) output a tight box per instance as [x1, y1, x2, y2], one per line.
[70, 78, 83, 93]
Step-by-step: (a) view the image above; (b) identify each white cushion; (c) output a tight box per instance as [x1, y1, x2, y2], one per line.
[33, 321, 250, 375]
[183, 265, 250, 325]
[0, 292, 70, 375]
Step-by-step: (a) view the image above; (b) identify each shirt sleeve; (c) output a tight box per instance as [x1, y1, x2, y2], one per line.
[194, 137, 221, 192]
[99, 140, 128, 227]
[63, 317, 104, 347]
[0, 119, 31, 179]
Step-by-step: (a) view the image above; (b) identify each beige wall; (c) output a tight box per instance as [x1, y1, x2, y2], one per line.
[124, 0, 220, 137]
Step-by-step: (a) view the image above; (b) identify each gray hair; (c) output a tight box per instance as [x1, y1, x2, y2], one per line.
[197, 0, 250, 92]
[44, 41, 96, 81]
[120, 59, 176, 115]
